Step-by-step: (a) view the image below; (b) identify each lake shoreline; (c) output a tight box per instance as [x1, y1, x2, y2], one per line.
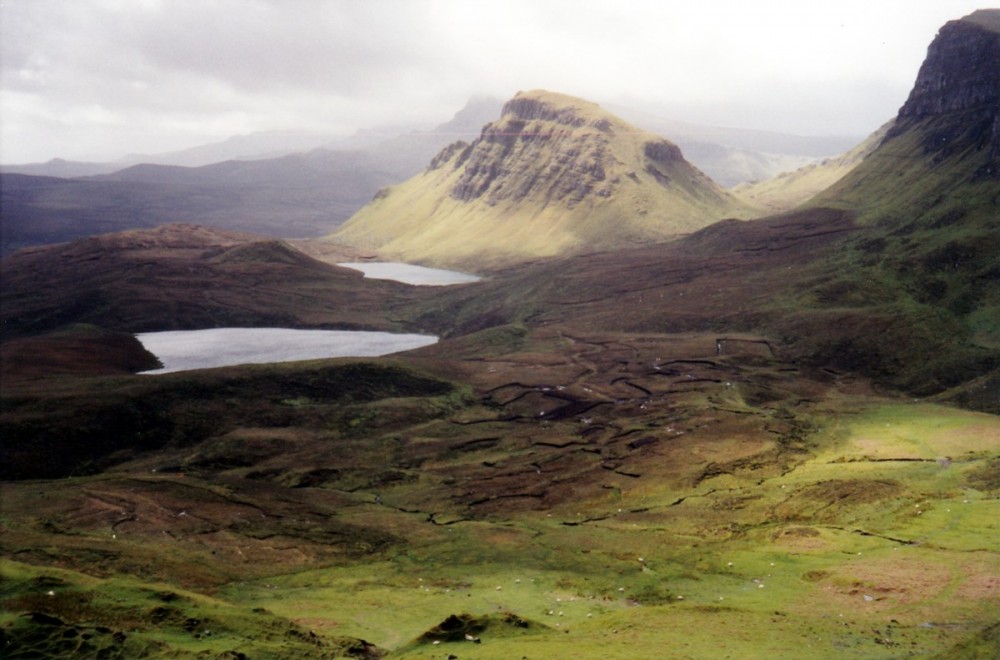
[137, 327, 438, 374]
[338, 262, 481, 286]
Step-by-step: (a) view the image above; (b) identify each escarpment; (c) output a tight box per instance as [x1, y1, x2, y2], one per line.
[890, 10, 1000, 166]
[447, 109, 612, 207]
[898, 12, 1000, 119]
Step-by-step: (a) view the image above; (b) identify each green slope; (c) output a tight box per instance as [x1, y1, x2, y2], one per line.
[732, 121, 891, 214]
[802, 10, 1000, 356]
[329, 90, 755, 270]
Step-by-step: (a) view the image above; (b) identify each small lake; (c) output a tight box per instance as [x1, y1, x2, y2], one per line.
[338, 262, 481, 286]
[136, 328, 438, 375]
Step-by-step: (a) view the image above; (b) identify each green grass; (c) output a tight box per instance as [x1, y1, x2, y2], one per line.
[0, 560, 377, 658]
[3, 343, 997, 658]
[192, 400, 999, 657]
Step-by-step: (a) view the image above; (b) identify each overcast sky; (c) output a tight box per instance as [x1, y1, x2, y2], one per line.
[0, 0, 987, 163]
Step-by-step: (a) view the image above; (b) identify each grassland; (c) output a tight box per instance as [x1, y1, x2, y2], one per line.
[329, 90, 756, 270]
[732, 122, 891, 214]
[3, 26, 999, 655]
[2, 199, 996, 657]
[2, 325, 997, 657]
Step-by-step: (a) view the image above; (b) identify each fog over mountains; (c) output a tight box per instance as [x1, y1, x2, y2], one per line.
[1, 95, 861, 255]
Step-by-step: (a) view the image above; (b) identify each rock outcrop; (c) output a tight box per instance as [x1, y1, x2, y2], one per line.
[890, 9, 1000, 169]
[445, 94, 694, 208]
[819, 9, 1000, 209]
[898, 11, 1000, 119]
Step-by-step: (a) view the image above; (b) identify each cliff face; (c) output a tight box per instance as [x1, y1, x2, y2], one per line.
[899, 17, 1000, 118]
[891, 10, 1000, 167]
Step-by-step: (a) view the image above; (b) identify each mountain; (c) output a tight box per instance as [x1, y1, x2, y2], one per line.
[408, 11, 1000, 406]
[2, 96, 846, 187]
[121, 130, 345, 168]
[0, 158, 126, 178]
[1, 173, 246, 254]
[732, 121, 892, 213]
[608, 104, 862, 187]
[0, 132, 347, 178]
[0, 155, 391, 254]
[609, 104, 863, 157]
[2, 14, 999, 659]
[0, 98, 503, 255]
[0, 164, 380, 255]
[325, 95, 504, 152]
[669, 142, 816, 188]
[0, 94, 854, 256]
[95, 98, 504, 191]
[330, 90, 755, 269]
[806, 9, 1000, 362]
[817, 9, 999, 217]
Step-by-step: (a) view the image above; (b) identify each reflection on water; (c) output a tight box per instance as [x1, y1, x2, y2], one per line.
[338, 262, 481, 286]
[137, 328, 438, 374]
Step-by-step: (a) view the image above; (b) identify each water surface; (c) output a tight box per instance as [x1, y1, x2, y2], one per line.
[339, 262, 481, 286]
[137, 328, 438, 374]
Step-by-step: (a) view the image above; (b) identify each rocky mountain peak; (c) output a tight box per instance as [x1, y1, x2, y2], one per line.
[893, 9, 1000, 168]
[500, 91, 599, 129]
[898, 10, 1000, 119]
[441, 90, 690, 207]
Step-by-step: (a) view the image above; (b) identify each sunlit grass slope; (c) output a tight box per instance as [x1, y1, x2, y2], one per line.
[761, 10, 1000, 399]
[330, 90, 755, 270]
[4, 391, 996, 658]
[733, 121, 891, 214]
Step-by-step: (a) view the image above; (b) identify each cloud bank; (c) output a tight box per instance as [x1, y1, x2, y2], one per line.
[0, 0, 985, 163]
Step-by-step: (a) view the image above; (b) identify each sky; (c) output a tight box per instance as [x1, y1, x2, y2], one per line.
[0, 0, 989, 164]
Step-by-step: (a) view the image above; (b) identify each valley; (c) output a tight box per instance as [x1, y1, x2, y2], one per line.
[2, 325, 998, 657]
[2, 8, 999, 659]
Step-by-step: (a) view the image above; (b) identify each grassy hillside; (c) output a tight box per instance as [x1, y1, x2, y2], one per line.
[801, 116, 1000, 346]
[2, 331, 997, 657]
[733, 122, 891, 214]
[330, 90, 755, 270]
[800, 8, 1000, 362]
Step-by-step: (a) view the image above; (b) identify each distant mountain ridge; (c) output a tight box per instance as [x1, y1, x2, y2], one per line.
[732, 121, 892, 213]
[1, 94, 862, 256]
[0, 99, 504, 254]
[607, 104, 861, 187]
[329, 90, 754, 269]
[0, 98, 506, 178]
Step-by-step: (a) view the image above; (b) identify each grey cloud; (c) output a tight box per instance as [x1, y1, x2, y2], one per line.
[122, 2, 440, 93]
[0, 0, 988, 163]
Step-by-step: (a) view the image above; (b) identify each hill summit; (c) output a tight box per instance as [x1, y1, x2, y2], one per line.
[329, 90, 752, 269]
